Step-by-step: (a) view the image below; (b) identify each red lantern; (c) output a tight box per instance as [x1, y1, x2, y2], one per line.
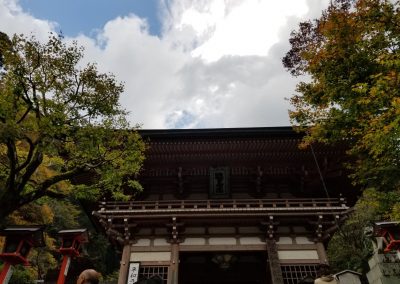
[56, 229, 88, 284]
[373, 222, 400, 253]
[58, 229, 88, 257]
[0, 226, 45, 283]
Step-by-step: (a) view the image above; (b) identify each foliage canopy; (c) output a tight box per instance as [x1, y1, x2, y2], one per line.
[283, 0, 400, 191]
[327, 188, 400, 273]
[0, 32, 145, 219]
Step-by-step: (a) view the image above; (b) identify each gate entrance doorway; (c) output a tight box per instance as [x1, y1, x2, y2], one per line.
[178, 251, 270, 284]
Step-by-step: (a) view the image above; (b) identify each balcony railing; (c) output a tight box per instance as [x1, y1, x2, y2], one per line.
[96, 198, 349, 218]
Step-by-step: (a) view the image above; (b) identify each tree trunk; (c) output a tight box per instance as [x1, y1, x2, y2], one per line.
[0, 189, 23, 221]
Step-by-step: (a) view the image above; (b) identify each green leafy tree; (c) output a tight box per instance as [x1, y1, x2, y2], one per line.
[283, 0, 400, 191]
[0, 33, 145, 218]
[5, 265, 36, 284]
[0, 32, 11, 68]
[1, 197, 119, 281]
[0, 201, 59, 282]
[327, 197, 375, 274]
[327, 188, 400, 273]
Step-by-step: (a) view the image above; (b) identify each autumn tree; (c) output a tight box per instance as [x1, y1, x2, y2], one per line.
[3, 201, 59, 283]
[0, 197, 120, 283]
[0, 33, 145, 219]
[283, 0, 400, 191]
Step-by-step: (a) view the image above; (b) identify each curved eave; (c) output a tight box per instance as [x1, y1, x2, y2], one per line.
[138, 126, 302, 140]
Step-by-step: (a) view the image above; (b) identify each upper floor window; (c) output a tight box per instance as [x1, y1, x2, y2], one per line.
[209, 167, 230, 198]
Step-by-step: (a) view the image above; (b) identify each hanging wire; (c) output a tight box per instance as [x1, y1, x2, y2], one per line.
[310, 144, 332, 200]
[310, 143, 344, 236]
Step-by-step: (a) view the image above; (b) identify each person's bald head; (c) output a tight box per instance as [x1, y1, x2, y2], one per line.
[76, 269, 100, 284]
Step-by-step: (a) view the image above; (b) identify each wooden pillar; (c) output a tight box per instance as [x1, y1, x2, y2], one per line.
[170, 243, 179, 284]
[56, 255, 71, 284]
[266, 239, 284, 284]
[316, 241, 328, 263]
[118, 244, 131, 284]
[168, 217, 182, 284]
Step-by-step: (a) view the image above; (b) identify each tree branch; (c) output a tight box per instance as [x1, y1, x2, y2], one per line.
[41, 91, 48, 116]
[20, 165, 87, 204]
[15, 136, 36, 172]
[20, 190, 67, 207]
[18, 75, 33, 106]
[5, 138, 18, 189]
[16, 148, 43, 193]
[30, 81, 41, 120]
[16, 106, 32, 124]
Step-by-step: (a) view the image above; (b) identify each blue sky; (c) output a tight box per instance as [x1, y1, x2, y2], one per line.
[0, 0, 329, 129]
[19, 0, 162, 36]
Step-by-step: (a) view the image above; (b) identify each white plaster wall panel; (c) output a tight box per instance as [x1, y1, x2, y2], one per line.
[295, 237, 314, 244]
[185, 227, 206, 234]
[239, 237, 264, 245]
[278, 250, 319, 260]
[277, 237, 293, 244]
[132, 239, 151, 246]
[154, 238, 169, 246]
[209, 237, 237, 245]
[182, 238, 206, 245]
[130, 252, 171, 262]
[208, 227, 235, 234]
[238, 227, 262, 234]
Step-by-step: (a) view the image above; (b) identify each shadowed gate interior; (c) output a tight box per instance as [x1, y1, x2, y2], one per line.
[178, 251, 270, 284]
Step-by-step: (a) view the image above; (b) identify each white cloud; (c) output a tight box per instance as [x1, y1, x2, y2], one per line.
[0, 0, 55, 41]
[0, 0, 330, 129]
[158, 0, 329, 128]
[161, 0, 310, 62]
[69, 15, 190, 128]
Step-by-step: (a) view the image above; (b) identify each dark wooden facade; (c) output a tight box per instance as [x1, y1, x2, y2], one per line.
[94, 127, 355, 284]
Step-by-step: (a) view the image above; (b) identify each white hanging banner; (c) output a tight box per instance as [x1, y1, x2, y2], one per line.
[126, 262, 140, 284]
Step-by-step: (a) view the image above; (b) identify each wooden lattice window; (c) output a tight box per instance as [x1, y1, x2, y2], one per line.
[138, 266, 169, 284]
[280, 264, 318, 284]
[209, 167, 230, 198]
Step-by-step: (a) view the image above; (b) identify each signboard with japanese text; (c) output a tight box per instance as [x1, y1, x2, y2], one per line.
[127, 262, 140, 284]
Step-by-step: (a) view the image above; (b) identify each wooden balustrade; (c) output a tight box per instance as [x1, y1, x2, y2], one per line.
[99, 198, 347, 213]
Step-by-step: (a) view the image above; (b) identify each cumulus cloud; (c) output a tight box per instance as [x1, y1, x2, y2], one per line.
[0, 0, 330, 129]
[71, 15, 190, 127]
[0, 0, 55, 41]
[157, 0, 330, 128]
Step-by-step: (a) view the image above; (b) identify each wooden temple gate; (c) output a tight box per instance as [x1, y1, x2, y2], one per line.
[93, 127, 356, 284]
